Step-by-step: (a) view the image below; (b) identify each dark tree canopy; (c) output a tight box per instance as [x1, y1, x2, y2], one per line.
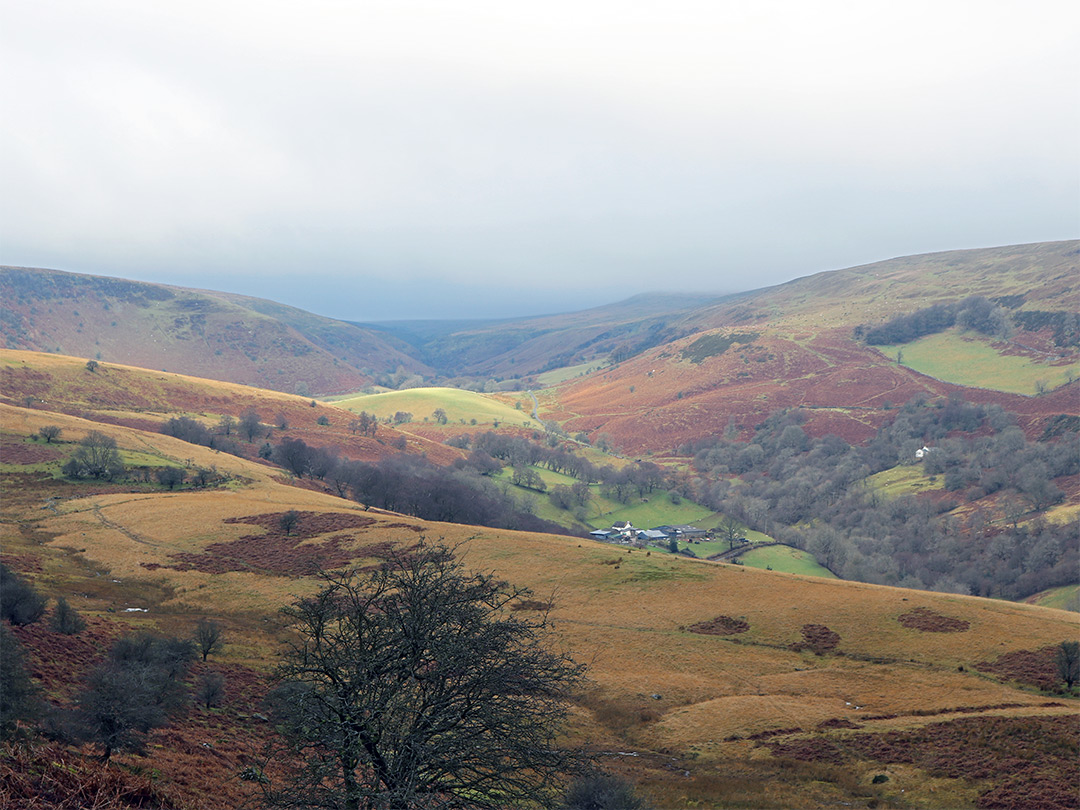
[50, 596, 86, 635]
[0, 625, 38, 739]
[37, 425, 62, 443]
[73, 632, 195, 760]
[262, 544, 585, 810]
[0, 563, 47, 626]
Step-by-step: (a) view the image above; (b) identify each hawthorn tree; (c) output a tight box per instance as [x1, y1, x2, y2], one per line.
[74, 633, 195, 760]
[194, 617, 225, 662]
[0, 626, 38, 738]
[239, 407, 263, 442]
[262, 544, 585, 810]
[50, 596, 86, 635]
[62, 431, 125, 480]
[1057, 641, 1080, 691]
[38, 425, 62, 443]
[0, 564, 47, 626]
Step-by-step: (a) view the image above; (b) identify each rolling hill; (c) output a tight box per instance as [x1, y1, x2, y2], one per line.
[0, 266, 429, 396]
[1, 359, 1077, 808]
[543, 241, 1080, 454]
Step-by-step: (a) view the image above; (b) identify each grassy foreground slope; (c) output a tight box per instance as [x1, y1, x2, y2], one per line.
[1, 385, 1077, 808]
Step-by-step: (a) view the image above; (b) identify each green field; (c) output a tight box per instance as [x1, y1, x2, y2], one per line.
[587, 496, 719, 531]
[535, 361, 607, 386]
[736, 545, 837, 579]
[867, 465, 942, 499]
[879, 331, 1080, 395]
[330, 387, 542, 428]
[1028, 584, 1080, 612]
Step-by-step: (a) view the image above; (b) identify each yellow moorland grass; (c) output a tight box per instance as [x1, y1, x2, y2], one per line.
[3, 403, 1078, 807]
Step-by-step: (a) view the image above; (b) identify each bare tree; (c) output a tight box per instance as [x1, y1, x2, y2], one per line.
[1057, 641, 1080, 691]
[0, 626, 38, 739]
[37, 425, 62, 443]
[239, 407, 263, 442]
[50, 597, 86, 635]
[197, 672, 226, 709]
[262, 544, 585, 810]
[62, 431, 125, 480]
[716, 515, 746, 550]
[74, 633, 194, 760]
[278, 510, 301, 536]
[194, 617, 225, 662]
[0, 564, 47, 626]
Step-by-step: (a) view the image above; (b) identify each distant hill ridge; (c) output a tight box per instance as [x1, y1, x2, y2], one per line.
[2, 241, 1076, 398]
[0, 266, 429, 395]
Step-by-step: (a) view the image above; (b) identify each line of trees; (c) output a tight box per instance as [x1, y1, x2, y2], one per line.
[855, 296, 1016, 345]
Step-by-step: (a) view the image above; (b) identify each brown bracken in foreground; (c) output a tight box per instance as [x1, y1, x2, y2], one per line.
[898, 607, 971, 633]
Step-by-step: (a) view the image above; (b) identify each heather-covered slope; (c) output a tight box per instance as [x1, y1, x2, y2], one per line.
[548, 242, 1080, 454]
[0, 349, 456, 466]
[0, 266, 429, 395]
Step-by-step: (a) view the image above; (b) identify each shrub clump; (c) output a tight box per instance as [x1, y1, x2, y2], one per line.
[898, 607, 970, 633]
[0, 564, 46, 626]
[687, 615, 749, 636]
[790, 624, 841, 653]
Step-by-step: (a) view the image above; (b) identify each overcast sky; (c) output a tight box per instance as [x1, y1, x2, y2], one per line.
[2, 1, 1077, 321]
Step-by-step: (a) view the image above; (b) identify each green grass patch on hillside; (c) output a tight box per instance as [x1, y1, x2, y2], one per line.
[680, 332, 759, 364]
[330, 387, 542, 428]
[736, 545, 837, 579]
[867, 465, 942, 499]
[588, 497, 718, 531]
[535, 361, 607, 386]
[879, 331, 1080, 395]
[1028, 584, 1080, 612]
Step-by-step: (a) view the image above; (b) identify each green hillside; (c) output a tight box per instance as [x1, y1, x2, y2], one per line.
[331, 386, 542, 428]
[879, 331, 1080, 395]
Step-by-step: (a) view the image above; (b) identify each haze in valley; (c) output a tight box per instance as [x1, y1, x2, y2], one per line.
[1, 0, 1077, 319]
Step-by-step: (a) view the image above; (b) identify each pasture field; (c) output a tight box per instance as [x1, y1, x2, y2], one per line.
[587, 495, 718, 530]
[330, 386, 541, 428]
[736, 544, 838, 578]
[536, 360, 608, 386]
[1027, 584, 1080, 612]
[867, 464, 942, 498]
[878, 331, 1080, 395]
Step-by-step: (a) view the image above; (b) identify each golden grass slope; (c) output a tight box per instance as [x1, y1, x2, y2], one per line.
[0, 349, 460, 465]
[2, 384, 1077, 807]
